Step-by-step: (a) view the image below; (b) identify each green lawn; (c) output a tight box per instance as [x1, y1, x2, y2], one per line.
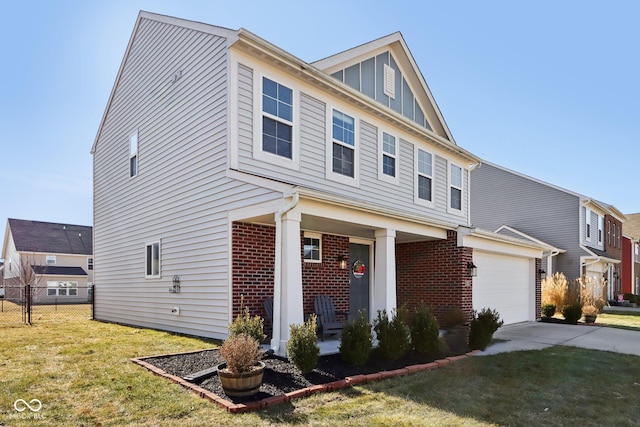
[2, 319, 640, 426]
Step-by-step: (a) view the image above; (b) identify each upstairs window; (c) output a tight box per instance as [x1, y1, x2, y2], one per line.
[449, 163, 463, 211]
[585, 209, 592, 241]
[145, 241, 160, 278]
[46, 255, 56, 265]
[416, 148, 433, 204]
[379, 131, 399, 184]
[331, 109, 355, 178]
[618, 225, 621, 248]
[598, 216, 604, 245]
[88, 258, 94, 271]
[262, 77, 293, 159]
[129, 131, 138, 177]
[607, 220, 611, 245]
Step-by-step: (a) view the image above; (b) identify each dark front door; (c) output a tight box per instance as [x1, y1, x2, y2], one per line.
[349, 243, 370, 319]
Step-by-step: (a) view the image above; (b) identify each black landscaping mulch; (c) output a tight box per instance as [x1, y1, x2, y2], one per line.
[143, 347, 444, 404]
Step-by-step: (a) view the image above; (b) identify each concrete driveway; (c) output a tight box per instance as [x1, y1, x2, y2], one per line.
[479, 321, 640, 357]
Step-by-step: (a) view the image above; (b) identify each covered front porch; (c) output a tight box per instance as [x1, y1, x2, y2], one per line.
[229, 189, 472, 357]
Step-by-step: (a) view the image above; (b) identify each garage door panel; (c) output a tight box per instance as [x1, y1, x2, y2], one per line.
[473, 251, 534, 325]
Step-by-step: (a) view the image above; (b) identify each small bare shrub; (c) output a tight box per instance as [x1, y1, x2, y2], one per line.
[578, 276, 606, 313]
[442, 307, 468, 328]
[219, 333, 262, 374]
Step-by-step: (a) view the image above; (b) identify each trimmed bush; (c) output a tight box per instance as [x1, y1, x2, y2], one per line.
[410, 304, 440, 354]
[286, 314, 319, 374]
[468, 308, 504, 351]
[229, 305, 266, 344]
[541, 303, 556, 318]
[374, 308, 411, 360]
[562, 302, 583, 324]
[339, 311, 372, 367]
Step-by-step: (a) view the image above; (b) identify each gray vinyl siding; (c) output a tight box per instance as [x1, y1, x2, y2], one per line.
[471, 163, 582, 278]
[235, 63, 469, 226]
[93, 18, 279, 339]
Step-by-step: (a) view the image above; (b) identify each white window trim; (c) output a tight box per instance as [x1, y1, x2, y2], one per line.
[129, 130, 138, 178]
[585, 209, 592, 241]
[378, 129, 400, 185]
[303, 232, 322, 263]
[145, 240, 161, 279]
[447, 161, 465, 216]
[47, 281, 78, 296]
[414, 145, 434, 208]
[325, 105, 360, 187]
[252, 72, 300, 171]
[46, 255, 56, 265]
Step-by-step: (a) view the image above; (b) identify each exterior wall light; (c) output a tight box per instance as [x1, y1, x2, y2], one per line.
[538, 269, 547, 280]
[338, 255, 348, 270]
[467, 262, 477, 277]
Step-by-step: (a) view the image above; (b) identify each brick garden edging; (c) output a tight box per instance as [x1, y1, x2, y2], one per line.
[131, 349, 482, 414]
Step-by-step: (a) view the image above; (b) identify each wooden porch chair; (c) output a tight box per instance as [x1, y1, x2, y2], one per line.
[314, 295, 348, 341]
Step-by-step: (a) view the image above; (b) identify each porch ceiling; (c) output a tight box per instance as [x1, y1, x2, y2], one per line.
[239, 213, 439, 244]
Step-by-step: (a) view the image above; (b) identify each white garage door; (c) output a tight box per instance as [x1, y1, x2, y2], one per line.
[473, 251, 535, 325]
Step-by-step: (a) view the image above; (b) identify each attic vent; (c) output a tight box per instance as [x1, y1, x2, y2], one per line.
[383, 64, 395, 99]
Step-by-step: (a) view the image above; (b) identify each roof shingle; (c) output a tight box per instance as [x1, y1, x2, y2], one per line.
[8, 219, 92, 255]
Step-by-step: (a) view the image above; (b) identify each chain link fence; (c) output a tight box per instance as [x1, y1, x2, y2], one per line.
[0, 284, 93, 324]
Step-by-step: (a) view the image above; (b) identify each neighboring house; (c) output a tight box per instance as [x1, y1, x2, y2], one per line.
[622, 213, 640, 295]
[91, 11, 544, 354]
[1, 219, 93, 303]
[471, 161, 626, 300]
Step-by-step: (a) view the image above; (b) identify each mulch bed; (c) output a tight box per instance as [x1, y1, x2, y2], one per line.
[135, 346, 475, 412]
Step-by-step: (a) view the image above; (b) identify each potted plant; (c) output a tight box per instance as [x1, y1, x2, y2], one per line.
[217, 333, 265, 397]
[582, 305, 598, 324]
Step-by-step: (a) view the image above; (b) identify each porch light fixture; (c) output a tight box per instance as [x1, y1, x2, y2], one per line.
[467, 262, 477, 277]
[338, 255, 348, 270]
[538, 269, 547, 280]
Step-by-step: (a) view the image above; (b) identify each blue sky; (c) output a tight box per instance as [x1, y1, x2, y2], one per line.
[1, 0, 638, 243]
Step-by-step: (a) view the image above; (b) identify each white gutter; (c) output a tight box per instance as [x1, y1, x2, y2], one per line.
[271, 191, 299, 354]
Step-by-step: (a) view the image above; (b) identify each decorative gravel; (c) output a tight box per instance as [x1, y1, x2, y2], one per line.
[143, 348, 441, 404]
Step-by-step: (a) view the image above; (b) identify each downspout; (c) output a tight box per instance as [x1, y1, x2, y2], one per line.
[271, 191, 299, 354]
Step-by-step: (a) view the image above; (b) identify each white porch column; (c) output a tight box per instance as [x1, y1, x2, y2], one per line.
[275, 210, 303, 356]
[373, 228, 397, 315]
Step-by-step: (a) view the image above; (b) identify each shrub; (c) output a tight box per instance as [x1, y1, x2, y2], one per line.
[410, 304, 440, 354]
[561, 302, 583, 324]
[442, 307, 468, 328]
[623, 293, 637, 304]
[339, 311, 372, 367]
[374, 308, 411, 360]
[468, 308, 504, 351]
[541, 303, 556, 318]
[286, 314, 319, 374]
[219, 333, 262, 374]
[229, 305, 266, 344]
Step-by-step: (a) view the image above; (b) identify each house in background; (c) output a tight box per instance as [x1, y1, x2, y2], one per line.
[622, 213, 640, 295]
[471, 161, 626, 300]
[1, 219, 93, 303]
[91, 11, 544, 355]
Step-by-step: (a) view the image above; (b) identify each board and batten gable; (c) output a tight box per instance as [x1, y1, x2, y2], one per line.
[92, 12, 282, 339]
[229, 49, 472, 227]
[471, 162, 582, 278]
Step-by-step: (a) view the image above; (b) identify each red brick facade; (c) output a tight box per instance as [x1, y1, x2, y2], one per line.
[395, 230, 473, 325]
[231, 223, 350, 321]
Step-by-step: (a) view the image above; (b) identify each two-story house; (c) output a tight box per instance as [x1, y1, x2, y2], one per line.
[471, 161, 625, 300]
[1, 218, 93, 303]
[622, 213, 640, 296]
[92, 11, 544, 354]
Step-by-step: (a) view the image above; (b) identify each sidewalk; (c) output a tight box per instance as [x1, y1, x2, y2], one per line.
[479, 321, 640, 357]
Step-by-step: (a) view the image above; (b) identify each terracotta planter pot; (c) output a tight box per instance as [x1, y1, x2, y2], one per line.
[218, 361, 265, 397]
